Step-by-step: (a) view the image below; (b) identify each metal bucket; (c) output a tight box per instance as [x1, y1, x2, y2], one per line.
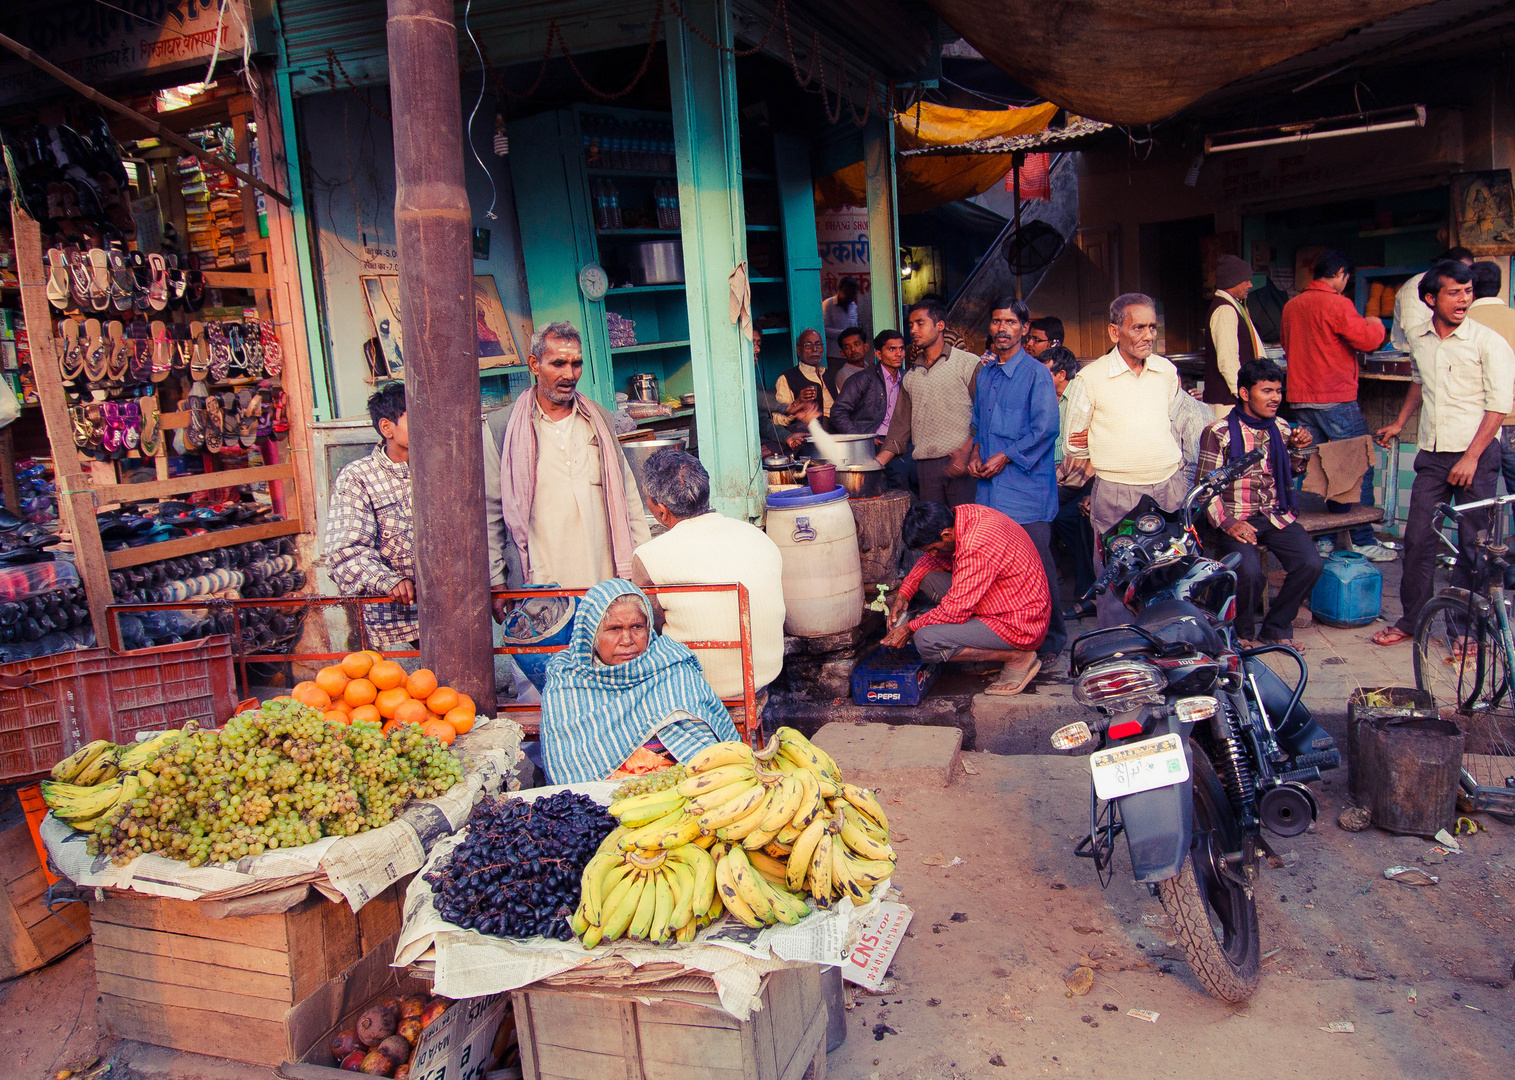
[1361, 715, 1465, 837]
[1346, 687, 1435, 803]
[628, 240, 684, 285]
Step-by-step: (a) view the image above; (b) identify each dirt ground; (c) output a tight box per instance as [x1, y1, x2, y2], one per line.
[826, 752, 1514, 1080]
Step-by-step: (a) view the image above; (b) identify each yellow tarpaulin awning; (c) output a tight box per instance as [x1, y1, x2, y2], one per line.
[815, 102, 1059, 215]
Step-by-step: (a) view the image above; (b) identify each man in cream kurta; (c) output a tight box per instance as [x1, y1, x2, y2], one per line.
[1064, 292, 1187, 626]
[527, 396, 651, 587]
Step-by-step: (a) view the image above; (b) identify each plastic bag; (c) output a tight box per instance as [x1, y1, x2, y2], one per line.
[0, 376, 18, 429]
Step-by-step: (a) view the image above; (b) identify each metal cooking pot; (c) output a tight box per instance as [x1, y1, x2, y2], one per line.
[630, 373, 659, 403]
[800, 432, 879, 468]
[628, 241, 685, 285]
[837, 463, 885, 499]
[763, 454, 804, 487]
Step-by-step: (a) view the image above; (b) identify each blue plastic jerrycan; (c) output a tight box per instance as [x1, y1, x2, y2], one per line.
[1310, 550, 1382, 627]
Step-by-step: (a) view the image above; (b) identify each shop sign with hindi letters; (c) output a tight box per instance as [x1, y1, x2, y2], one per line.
[816, 206, 872, 301]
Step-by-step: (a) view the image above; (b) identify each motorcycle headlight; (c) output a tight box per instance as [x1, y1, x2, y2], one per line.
[1073, 659, 1165, 709]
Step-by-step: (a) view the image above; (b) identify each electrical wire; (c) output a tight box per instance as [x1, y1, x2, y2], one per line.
[461, 0, 498, 220]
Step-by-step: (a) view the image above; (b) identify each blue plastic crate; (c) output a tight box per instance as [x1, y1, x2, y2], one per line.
[850, 644, 940, 706]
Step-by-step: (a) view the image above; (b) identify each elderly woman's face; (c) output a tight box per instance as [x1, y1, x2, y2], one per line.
[595, 598, 650, 666]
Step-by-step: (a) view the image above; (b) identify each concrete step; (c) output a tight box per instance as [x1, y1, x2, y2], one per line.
[809, 721, 963, 788]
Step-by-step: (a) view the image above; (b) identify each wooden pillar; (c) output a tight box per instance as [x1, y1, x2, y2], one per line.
[668, 0, 761, 517]
[863, 112, 901, 335]
[775, 133, 823, 345]
[385, 0, 494, 707]
[9, 207, 112, 645]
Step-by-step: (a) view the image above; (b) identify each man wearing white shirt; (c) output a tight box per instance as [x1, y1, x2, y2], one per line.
[1374, 260, 1515, 646]
[1391, 246, 1474, 353]
[822, 277, 870, 367]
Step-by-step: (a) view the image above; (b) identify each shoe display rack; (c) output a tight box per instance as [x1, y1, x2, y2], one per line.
[7, 87, 304, 645]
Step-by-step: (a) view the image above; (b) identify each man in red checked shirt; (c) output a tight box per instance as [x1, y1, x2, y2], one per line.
[882, 502, 1051, 695]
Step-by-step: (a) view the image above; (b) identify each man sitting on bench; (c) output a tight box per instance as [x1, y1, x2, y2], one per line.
[1196, 359, 1322, 647]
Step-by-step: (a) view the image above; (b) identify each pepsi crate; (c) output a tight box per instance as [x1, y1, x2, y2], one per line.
[850, 644, 940, 706]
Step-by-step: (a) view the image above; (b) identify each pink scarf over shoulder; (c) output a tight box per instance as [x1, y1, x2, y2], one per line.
[499, 391, 637, 581]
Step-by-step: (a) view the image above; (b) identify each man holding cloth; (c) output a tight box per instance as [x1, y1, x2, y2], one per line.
[1373, 260, 1515, 646]
[969, 296, 1065, 658]
[496, 322, 652, 589]
[1196, 359, 1320, 647]
[884, 501, 1050, 696]
[1203, 254, 1266, 416]
[1063, 293, 1188, 626]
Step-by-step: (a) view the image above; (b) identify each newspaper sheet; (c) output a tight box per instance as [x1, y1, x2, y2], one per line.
[39, 719, 520, 912]
[391, 783, 891, 1020]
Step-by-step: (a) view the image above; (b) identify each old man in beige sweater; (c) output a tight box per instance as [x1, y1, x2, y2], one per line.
[1063, 292, 1187, 627]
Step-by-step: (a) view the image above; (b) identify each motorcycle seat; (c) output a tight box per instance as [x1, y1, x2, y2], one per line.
[1071, 599, 1226, 671]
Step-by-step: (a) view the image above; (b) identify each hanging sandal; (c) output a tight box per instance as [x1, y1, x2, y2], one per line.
[221, 393, 239, 449]
[66, 246, 92, 308]
[185, 387, 207, 450]
[189, 320, 210, 379]
[259, 319, 283, 376]
[46, 248, 70, 310]
[270, 389, 289, 440]
[203, 392, 224, 452]
[256, 379, 275, 439]
[226, 322, 248, 376]
[107, 245, 134, 311]
[148, 320, 171, 383]
[68, 404, 93, 450]
[119, 400, 141, 452]
[146, 253, 169, 311]
[105, 320, 130, 381]
[82, 317, 108, 381]
[87, 247, 111, 312]
[205, 321, 232, 382]
[237, 389, 262, 448]
[137, 394, 161, 455]
[169, 322, 192, 371]
[58, 320, 84, 380]
[125, 321, 151, 382]
[129, 251, 151, 312]
[83, 402, 106, 452]
[242, 323, 265, 377]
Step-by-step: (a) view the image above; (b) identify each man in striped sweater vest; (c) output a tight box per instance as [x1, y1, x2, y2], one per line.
[1064, 293, 1190, 627]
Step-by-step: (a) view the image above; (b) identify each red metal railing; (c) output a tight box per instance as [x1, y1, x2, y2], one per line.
[104, 582, 763, 744]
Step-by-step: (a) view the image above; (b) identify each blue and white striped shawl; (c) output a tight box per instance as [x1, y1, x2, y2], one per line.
[540, 579, 739, 784]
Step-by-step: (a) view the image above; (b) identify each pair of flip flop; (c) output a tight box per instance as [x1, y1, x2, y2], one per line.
[68, 396, 159, 457]
[185, 385, 263, 452]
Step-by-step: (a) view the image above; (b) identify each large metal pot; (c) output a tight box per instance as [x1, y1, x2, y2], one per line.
[623, 438, 687, 520]
[628, 241, 685, 285]
[837, 464, 884, 498]
[800, 432, 879, 468]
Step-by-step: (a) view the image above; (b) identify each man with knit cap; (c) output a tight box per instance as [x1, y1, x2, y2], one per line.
[1064, 293, 1188, 627]
[1203, 254, 1266, 417]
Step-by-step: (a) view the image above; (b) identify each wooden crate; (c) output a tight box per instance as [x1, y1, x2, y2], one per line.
[513, 965, 827, 1080]
[91, 877, 408, 1067]
[0, 820, 90, 979]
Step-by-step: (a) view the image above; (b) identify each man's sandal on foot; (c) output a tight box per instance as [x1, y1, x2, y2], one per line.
[1371, 626, 1411, 646]
[984, 657, 1041, 696]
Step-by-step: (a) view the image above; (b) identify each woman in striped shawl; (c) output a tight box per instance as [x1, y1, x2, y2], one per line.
[540, 579, 739, 784]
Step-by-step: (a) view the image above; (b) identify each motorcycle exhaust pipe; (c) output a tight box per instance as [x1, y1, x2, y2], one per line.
[1259, 781, 1317, 837]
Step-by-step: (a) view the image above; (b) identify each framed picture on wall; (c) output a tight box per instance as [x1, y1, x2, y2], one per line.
[360, 275, 404, 378]
[473, 275, 521, 367]
[1453, 170, 1515, 255]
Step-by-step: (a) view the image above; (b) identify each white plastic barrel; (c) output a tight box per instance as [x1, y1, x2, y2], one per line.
[764, 487, 863, 637]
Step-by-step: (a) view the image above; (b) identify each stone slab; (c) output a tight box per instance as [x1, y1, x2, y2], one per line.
[765, 693, 974, 746]
[112, 1041, 272, 1080]
[970, 678, 1087, 755]
[810, 721, 963, 788]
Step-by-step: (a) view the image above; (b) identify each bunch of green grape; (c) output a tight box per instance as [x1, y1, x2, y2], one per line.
[612, 764, 689, 800]
[89, 698, 466, 867]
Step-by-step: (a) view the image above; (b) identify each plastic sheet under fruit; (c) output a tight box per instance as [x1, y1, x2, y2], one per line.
[392, 782, 891, 1021]
[39, 719, 522, 912]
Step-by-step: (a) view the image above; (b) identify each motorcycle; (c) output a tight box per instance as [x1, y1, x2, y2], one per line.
[1051, 447, 1341, 1001]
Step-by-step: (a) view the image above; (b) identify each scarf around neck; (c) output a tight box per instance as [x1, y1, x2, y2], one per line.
[1228, 406, 1297, 514]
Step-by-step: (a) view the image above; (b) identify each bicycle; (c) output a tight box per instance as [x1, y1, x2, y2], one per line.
[1410, 493, 1515, 821]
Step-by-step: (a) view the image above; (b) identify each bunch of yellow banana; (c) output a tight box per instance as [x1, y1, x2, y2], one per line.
[44, 728, 184, 832]
[710, 842, 811, 928]
[571, 826, 720, 948]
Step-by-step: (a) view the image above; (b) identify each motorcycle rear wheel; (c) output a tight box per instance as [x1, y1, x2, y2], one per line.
[1156, 750, 1261, 1001]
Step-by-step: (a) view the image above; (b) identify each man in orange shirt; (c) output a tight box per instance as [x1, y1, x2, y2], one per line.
[1279, 249, 1397, 561]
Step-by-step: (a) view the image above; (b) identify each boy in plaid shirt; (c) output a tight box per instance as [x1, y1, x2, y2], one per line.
[1196, 359, 1321, 646]
[323, 383, 418, 649]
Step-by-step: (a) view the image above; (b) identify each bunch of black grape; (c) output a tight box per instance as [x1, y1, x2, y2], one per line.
[426, 791, 616, 941]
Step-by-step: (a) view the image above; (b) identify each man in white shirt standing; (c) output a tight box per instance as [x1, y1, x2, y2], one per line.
[822, 277, 870, 367]
[1373, 260, 1515, 646]
[629, 447, 785, 700]
[1391, 247, 1474, 353]
[1064, 293, 1187, 626]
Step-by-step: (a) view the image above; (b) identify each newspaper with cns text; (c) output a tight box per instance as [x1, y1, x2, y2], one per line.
[391, 783, 899, 1020]
[39, 719, 521, 912]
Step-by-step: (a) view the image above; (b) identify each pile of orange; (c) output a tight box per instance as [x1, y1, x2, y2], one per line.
[288, 650, 477, 745]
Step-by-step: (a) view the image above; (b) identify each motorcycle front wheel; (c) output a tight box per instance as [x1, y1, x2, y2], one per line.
[1156, 750, 1261, 1001]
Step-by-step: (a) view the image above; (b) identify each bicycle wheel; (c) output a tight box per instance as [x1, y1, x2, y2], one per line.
[1413, 596, 1515, 795]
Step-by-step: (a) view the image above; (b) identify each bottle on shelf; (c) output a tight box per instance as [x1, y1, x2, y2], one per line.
[606, 180, 623, 230]
[591, 179, 609, 231]
[584, 117, 602, 168]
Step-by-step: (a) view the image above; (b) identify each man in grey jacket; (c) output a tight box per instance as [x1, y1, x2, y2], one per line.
[830, 329, 906, 455]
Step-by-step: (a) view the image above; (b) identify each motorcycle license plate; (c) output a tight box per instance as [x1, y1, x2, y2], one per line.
[1089, 733, 1190, 800]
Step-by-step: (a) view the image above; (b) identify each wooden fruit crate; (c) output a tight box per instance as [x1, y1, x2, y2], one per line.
[512, 964, 827, 1080]
[0, 820, 90, 979]
[91, 877, 408, 1067]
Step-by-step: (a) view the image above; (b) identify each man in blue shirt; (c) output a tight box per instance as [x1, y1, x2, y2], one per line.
[970, 297, 1065, 659]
